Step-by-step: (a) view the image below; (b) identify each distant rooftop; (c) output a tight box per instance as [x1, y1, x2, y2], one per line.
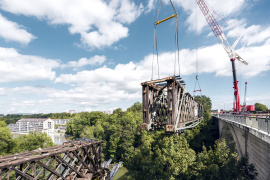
[17, 118, 49, 122]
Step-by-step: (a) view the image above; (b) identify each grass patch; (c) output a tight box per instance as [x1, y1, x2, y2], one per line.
[113, 167, 128, 180]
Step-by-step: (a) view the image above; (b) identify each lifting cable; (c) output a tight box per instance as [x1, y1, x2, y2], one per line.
[239, 62, 243, 102]
[171, 1, 180, 76]
[152, 0, 180, 80]
[194, 1, 202, 96]
[240, 62, 249, 109]
[243, 65, 248, 107]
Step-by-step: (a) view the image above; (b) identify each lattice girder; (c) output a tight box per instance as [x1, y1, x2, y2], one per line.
[0, 139, 106, 180]
[141, 76, 203, 133]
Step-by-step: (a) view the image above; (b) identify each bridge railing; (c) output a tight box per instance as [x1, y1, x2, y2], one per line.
[216, 113, 270, 134]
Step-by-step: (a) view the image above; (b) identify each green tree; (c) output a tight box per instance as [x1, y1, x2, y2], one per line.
[237, 155, 258, 180]
[127, 132, 196, 179]
[113, 108, 123, 116]
[0, 121, 15, 155]
[62, 100, 258, 179]
[183, 139, 258, 180]
[116, 124, 135, 161]
[80, 126, 94, 138]
[80, 122, 105, 140]
[183, 117, 219, 152]
[93, 122, 105, 140]
[195, 95, 212, 120]
[127, 102, 142, 112]
[13, 131, 54, 152]
[65, 115, 88, 137]
[193, 139, 239, 180]
[107, 124, 121, 160]
[255, 103, 268, 111]
[66, 111, 107, 137]
[0, 114, 22, 124]
[195, 95, 212, 112]
[182, 95, 218, 152]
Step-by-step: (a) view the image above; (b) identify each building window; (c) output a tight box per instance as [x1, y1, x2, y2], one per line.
[48, 122, 52, 129]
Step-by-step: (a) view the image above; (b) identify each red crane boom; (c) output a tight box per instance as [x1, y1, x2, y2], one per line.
[197, 0, 248, 113]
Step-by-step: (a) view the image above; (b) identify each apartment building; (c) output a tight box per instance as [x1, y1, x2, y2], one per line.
[8, 118, 70, 135]
[14, 118, 54, 134]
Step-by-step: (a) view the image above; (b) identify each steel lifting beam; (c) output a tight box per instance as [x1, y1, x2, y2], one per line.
[155, 14, 177, 26]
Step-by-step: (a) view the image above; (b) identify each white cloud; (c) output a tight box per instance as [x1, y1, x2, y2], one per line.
[0, 13, 35, 44]
[145, 0, 156, 13]
[237, 44, 270, 77]
[55, 61, 145, 99]
[0, 84, 139, 112]
[0, 47, 60, 82]
[0, 47, 108, 83]
[80, 22, 128, 48]
[55, 43, 270, 84]
[110, 0, 143, 24]
[10, 100, 36, 107]
[7, 108, 15, 113]
[0, 86, 55, 97]
[225, 19, 270, 46]
[51, 82, 140, 106]
[161, 0, 246, 33]
[61, 55, 106, 70]
[53, 42, 270, 109]
[0, 41, 269, 113]
[0, 0, 143, 49]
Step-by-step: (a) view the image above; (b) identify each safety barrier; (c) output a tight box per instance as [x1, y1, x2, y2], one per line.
[217, 114, 270, 134]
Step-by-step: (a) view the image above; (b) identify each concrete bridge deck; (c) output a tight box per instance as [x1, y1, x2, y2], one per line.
[214, 114, 270, 180]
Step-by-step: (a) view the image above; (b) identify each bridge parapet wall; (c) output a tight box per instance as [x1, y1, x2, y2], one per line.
[217, 114, 270, 143]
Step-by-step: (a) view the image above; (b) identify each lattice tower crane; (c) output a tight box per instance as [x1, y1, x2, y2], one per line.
[197, 0, 248, 113]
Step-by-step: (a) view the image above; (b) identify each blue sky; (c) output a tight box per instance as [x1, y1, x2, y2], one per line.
[0, 0, 269, 114]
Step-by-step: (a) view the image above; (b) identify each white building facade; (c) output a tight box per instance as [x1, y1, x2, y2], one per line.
[42, 119, 55, 134]
[16, 118, 48, 133]
[9, 118, 69, 135]
[53, 119, 69, 125]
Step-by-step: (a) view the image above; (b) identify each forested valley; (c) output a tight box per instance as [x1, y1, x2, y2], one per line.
[0, 96, 258, 179]
[65, 96, 258, 179]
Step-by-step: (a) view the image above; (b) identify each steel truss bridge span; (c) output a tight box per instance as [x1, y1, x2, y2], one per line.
[0, 139, 106, 180]
[141, 76, 203, 133]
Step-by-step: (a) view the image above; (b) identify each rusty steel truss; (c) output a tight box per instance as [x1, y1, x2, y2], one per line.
[0, 138, 107, 180]
[141, 76, 203, 133]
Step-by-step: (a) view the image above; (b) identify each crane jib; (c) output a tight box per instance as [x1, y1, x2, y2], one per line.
[197, 0, 249, 113]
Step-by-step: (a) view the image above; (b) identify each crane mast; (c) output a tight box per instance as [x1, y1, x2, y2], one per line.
[197, 0, 248, 113]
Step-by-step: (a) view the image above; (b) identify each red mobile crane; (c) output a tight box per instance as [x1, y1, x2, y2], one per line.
[197, 0, 248, 113]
